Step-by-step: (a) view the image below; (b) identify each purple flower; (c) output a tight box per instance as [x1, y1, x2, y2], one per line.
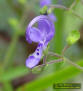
[40, 0, 51, 7]
[26, 15, 55, 68]
[40, 0, 56, 22]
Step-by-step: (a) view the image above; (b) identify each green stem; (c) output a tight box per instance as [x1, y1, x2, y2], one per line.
[35, 59, 63, 68]
[62, 44, 70, 55]
[47, 52, 83, 70]
[48, 52, 62, 58]
[3, 33, 19, 70]
[43, 56, 47, 65]
[53, 9, 64, 70]
[64, 57, 83, 70]
[71, 10, 83, 20]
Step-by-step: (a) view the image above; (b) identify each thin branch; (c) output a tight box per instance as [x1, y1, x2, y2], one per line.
[47, 51, 83, 71]
[81, 0, 83, 4]
[37, 57, 83, 71]
[48, 52, 62, 58]
[43, 56, 47, 65]
[36, 59, 63, 68]
[70, 0, 77, 9]
[48, 4, 69, 10]
[62, 44, 70, 55]
[48, 4, 83, 21]
[64, 57, 83, 70]
[71, 10, 83, 20]
[47, 59, 63, 64]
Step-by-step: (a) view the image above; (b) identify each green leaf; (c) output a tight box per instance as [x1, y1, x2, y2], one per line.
[0, 66, 29, 82]
[17, 59, 83, 91]
[3, 81, 13, 91]
[66, 30, 80, 45]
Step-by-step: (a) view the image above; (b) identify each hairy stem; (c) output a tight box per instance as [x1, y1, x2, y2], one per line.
[62, 44, 70, 55]
[43, 56, 47, 65]
[48, 5, 69, 10]
[64, 57, 83, 70]
[48, 4, 83, 21]
[37, 59, 63, 68]
[70, 0, 77, 9]
[47, 51, 83, 71]
[48, 52, 62, 58]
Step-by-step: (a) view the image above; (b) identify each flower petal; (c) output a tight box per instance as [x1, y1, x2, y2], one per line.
[26, 43, 43, 68]
[26, 30, 32, 44]
[38, 21, 50, 34]
[40, 0, 51, 7]
[48, 13, 56, 22]
[29, 27, 43, 42]
[26, 56, 40, 68]
[37, 16, 55, 44]
[26, 15, 55, 44]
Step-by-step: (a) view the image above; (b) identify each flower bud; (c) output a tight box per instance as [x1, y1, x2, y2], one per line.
[66, 30, 80, 45]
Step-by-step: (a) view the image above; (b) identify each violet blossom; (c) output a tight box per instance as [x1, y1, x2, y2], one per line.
[25, 0, 56, 68]
[26, 15, 55, 68]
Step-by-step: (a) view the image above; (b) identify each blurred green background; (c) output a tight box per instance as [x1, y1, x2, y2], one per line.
[0, 0, 83, 91]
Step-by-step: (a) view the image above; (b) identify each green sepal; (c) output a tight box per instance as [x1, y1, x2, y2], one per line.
[31, 65, 45, 74]
[40, 6, 48, 15]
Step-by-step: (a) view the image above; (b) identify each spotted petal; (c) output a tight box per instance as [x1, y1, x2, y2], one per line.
[26, 56, 40, 68]
[26, 44, 43, 68]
